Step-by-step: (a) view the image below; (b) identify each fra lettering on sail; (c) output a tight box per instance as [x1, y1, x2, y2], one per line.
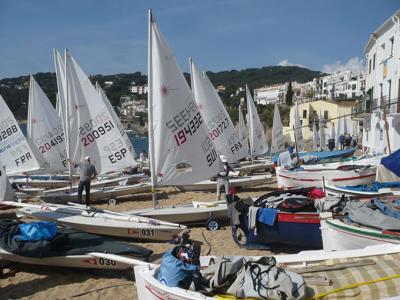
[15, 152, 33, 166]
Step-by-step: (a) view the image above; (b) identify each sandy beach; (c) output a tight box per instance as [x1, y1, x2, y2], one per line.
[0, 181, 285, 300]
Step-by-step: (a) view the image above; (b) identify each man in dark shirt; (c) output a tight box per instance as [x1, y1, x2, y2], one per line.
[69, 156, 97, 206]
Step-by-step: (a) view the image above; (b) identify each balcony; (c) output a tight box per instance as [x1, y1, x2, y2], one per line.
[353, 96, 398, 116]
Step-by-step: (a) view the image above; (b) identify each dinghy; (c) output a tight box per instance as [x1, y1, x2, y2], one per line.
[12, 202, 186, 242]
[0, 219, 152, 270]
[232, 187, 323, 249]
[127, 12, 226, 225]
[320, 198, 400, 251]
[276, 158, 377, 188]
[175, 173, 272, 191]
[134, 243, 400, 300]
[272, 148, 357, 164]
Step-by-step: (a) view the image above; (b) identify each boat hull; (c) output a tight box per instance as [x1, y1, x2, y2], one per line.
[321, 218, 400, 251]
[240, 212, 322, 248]
[276, 166, 376, 188]
[18, 207, 185, 242]
[127, 202, 227, 224]
[175, 174, 272, 191]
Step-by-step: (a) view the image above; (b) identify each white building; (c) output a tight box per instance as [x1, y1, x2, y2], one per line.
[364, 9, 400, 113]
[361, 10, 400, 154]
[314, 70, 365, 101]
[254, 81, 303, 105]
[129, 85, 148, 95]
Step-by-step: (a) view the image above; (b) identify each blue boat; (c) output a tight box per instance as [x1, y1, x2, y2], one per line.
[272, 147, 356, 164]
[232, 188, 323, 249]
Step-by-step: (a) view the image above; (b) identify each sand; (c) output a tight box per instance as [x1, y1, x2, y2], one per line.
[0, 181, 287, 300]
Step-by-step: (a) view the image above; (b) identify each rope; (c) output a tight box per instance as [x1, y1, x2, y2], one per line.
[201, 231, 212, 255]
[308, 273, 400, 300]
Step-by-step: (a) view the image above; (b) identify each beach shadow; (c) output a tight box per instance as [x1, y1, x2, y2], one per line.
[1, 264, 131, 299]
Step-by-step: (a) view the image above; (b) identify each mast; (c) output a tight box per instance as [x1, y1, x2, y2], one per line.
[148, 9, 157, 207]
[62, 49, 73, 190]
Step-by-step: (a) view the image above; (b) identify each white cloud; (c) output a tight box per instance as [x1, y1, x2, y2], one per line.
[322, 57, 365, 74]
[277, 59, 306, 68]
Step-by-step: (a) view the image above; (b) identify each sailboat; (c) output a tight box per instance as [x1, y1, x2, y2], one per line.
[294, 101, 304, 152]
[0, 94, 41, 175]
[127, 11, 231, 229]
[271, 102, 285, 155]
[38, 50, 151, 203]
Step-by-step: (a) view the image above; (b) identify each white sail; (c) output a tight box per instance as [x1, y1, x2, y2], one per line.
[238, 105, 249, 153]
[148, 13, 219, 186]
[27, 76, 68, 173]
[0, 94, 40, 175]
[96, 82, 136, 160]
[330, 122, 336, 140]
[245, 85, 268, 156]
[312, 119, 320, 150]
[271, 102, 285, 154]
[190, 59, 247, 163]
[64, 51, 136, 174]
[343, 114, 348, 135]
[294, 102, 304, 152]
[319, 111, 326, 148]
[0, 164, 15, 201]
[336, 114, 341, 149]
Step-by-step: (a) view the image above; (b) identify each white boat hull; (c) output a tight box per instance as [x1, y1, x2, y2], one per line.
[321, 217, 400, 251]
[276, 166, 376, 188]
[134, 244, 400, 300]
[40, 183, 152, 203]
[175, 174, 272, 191]
[18, 206, 185, 242]
[126, 201, 227, 224]
[0, 249, 132, 270]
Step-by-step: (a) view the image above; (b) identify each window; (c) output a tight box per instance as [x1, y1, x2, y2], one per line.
[369, 59, 372, 74]
[352, 84, 356, 90]
[388, 80, 392, 102]
[324, 110, 328, 120]
[302, 110, 307, 118]
[373, 53, 376, 70]
[390, 37, 394, 57]
[300, 120, 303, 125]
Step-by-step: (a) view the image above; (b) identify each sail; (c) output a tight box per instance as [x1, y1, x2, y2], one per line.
[0, 164, 15, 201]
[96, 82, 137, 160]
[294, 102, 304, 152]
[319, 111, 326, 148]
[64, 51, 136, 174]
[271, 102, 285, 154]
[336, 114, 341, 149]
[312, 119, 320, 150]
[0, 94, 40, 175]
[238, 105, 249, 153]
[27, 76, 68, 173]
[330, 122, 336, 140]
[190, 59, 247, 162]
[246, 85, 268, 156]
[343, 114, 348, 135]
[148, 13, 219, 186]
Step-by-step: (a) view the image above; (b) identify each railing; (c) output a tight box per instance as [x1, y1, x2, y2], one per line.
[353, 96, 399, 115]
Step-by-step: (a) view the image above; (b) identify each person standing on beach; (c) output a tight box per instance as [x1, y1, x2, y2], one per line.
[139, 150, 146, 172]
[216, 155, 232, 200]
[69, 156, 97, 206]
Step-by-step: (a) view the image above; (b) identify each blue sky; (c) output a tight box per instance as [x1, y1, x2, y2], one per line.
[0, 0, 398, 79]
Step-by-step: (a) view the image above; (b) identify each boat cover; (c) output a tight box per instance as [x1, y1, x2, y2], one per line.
[272, 147, 356, 163]
[0, 219, 152, 258]
[344, 201, 400, 231]
[373, 199, 400, 220]
[381, 148, 400, 177]
[339, 182, 400, 192]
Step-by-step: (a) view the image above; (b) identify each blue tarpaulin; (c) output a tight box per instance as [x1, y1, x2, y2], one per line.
[340, 182, 400, 192]
[381, 148, 400, 177]
[272, 148, 356, 163]
[14, 222, 57, 241]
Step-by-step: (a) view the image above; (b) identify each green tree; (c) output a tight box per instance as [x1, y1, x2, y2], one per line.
[285, 82, 293, 106]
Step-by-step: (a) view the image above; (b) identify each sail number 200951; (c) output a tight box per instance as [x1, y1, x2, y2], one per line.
[81, 121, 114, 147]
